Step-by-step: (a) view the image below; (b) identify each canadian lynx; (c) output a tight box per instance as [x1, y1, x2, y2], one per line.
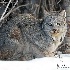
[0, 10, 67, 60]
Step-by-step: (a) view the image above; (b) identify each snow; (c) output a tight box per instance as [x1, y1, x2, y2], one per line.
[0, 54, 70, 70]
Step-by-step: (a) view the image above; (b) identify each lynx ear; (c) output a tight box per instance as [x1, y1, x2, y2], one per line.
[59, 10, 66, 17]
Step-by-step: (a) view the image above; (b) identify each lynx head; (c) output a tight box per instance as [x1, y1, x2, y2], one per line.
[42, 10, 67, 44]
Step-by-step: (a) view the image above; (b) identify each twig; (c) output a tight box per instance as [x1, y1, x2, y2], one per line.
[0, 3, 35, 22]
[0, 2, 8, 4]
[0, 0, 18, 22]
[0, 0, 12, 22]
[12, 0, 18, 9]
[0, 2, 16, 4]
[57, 0, 61, 4]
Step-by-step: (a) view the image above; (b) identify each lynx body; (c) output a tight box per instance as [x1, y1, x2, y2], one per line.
[0, 10, 67, 60]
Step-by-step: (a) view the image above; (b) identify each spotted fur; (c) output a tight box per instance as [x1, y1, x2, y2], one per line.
[0, 10, 67, 60]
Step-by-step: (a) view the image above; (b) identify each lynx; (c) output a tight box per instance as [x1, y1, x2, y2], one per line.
[0, 10, 67, 60]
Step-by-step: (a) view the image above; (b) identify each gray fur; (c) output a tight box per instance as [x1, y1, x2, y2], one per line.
[0, 10, 67, 60]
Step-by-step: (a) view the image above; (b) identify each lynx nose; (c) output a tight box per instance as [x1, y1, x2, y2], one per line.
[52, 29, 58, 33]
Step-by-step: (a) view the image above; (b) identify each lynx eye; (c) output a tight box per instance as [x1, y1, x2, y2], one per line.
[57, 23, 61, 26]
[49, 23, 53, 26]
